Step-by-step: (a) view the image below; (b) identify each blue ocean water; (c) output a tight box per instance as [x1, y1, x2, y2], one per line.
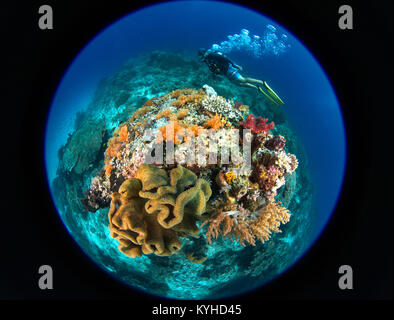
[45, 1, 346, 298]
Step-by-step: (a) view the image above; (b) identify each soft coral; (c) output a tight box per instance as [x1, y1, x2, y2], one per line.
[240, 113, 274, 134]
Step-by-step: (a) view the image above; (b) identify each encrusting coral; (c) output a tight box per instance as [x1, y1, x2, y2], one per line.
[82, 85, 298, 260]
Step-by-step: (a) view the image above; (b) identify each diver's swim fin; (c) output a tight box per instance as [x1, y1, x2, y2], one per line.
[263, 81, 284, 105]
[258, 86, 278, 105]
[258, 82, 284, 105]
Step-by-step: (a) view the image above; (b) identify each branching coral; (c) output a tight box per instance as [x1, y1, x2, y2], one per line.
[240, 113, 274, 134]
[201, 93, 243, 122]
[249, 202, 290, 243]
[202, 201, 290, 246]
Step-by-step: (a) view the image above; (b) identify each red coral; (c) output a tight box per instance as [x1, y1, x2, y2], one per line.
[240, 114, 274, 134]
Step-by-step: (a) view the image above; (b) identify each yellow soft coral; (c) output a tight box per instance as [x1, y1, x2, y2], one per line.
[108, 178, 182, 258]
[135, 163, 169, 191]
[138, 164, 212, 237]
[108, 164, 212, 258]
[250, 202, 290, 243]
[225, 171, 236, 184]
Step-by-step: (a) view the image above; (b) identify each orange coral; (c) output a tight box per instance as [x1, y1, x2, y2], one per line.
[156, 109, 172, 119]
[157, 120, 185, 144]
[176, 108, 188, 119]
[118, 125, 129, 142]
[105, 137, 122, 161]
[105, 164, 113, 177]
[204, 114, 223, 130]
[170, 89, 182, 99]
[172, 94, 190, 108]
[189, 124, 204, 137]
[143, 97, 156, 107]
[156, 120, 203, 144]
[172, 93, 203, 108]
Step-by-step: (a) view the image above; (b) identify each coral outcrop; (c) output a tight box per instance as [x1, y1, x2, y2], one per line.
[81, 85, 298, 258]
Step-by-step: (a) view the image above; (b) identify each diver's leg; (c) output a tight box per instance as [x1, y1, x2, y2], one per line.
[235, 77, 258, 89]
[243, 77, 265, 86]
[237, 82, 258, 89]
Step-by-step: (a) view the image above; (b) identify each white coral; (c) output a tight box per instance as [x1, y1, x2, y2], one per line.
[276, 151, 297, 174]
[202, 84, 217, 97]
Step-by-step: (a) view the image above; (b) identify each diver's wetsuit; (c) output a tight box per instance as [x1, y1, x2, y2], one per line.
[199, 50, 284, 105]
[201, 52, 241, 81]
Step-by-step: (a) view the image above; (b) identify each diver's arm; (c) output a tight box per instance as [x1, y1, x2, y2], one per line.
[234, 64, 243, 71]
[226, 57, 242, 71]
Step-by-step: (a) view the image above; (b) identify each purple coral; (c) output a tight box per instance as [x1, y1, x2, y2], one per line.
[264, 135, 286, 151]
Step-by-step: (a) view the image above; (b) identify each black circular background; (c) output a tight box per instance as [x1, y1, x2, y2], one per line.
[1, 0, 393, 310]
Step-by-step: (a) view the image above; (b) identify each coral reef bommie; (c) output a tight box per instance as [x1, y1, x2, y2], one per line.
[82, 86, 298, 259]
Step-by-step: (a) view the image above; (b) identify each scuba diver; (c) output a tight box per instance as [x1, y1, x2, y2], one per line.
[198, 49, 284, 105]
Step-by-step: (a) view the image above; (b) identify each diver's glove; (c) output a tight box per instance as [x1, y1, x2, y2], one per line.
[258, 81, 284, 106]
